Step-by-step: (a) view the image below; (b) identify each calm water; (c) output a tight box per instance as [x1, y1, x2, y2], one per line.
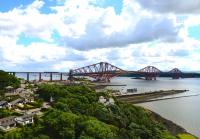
[106, 77, 200, 138]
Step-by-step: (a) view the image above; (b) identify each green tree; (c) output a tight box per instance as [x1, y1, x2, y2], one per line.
[0, 70, 20, 89]
[79, 118, 117, 139]
[33, 135, 50, 139]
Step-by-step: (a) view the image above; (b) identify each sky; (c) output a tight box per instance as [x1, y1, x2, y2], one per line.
[0, 0, 200, 72]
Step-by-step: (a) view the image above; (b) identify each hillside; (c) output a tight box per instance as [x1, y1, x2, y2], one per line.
[0, 83, 196, 139]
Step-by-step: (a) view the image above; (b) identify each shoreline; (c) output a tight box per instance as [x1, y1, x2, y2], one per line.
[145, 108, 198, 138]
[147, 108, 186, 135]
[114, 89, 198, 138]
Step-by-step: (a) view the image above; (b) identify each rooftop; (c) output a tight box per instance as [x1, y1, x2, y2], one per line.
[5, 86, 14, 90]
[9, 98, 24, 105]
[0, 116, 16, 127]
[0, 101, 7, 106]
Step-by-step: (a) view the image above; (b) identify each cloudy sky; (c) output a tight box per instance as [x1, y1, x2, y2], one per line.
[0, 0, 200, 72]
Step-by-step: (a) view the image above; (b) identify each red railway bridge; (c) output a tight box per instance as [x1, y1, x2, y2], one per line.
[71, 62, 126, 82]
[169, 68, 182, 79]
[70, 62, 182, 82]
[8, 62, 183, 82]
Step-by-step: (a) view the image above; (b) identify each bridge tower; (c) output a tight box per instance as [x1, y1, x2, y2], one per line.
[68, 70, 74, 81]
[169, 68, 182, 79]
[138, 66, 161, 80]
[71, 62, 125, 82]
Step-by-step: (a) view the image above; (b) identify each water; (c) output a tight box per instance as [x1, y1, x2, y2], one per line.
[106, 77, 200, 138]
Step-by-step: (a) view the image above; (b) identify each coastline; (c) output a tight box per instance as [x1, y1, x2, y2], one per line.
[148, 109, 186, 135]
[113, 89, 198, 138]
[146, 108, 198, 138]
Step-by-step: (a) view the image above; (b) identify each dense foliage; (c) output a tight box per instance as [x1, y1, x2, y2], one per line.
[0, 109, 21, 118]
[0, 84, 183, 139]
[0, 70, 20, 90]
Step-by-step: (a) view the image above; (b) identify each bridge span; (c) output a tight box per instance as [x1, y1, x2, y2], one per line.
[70, 62, 182, 82]
[8, 72, 68, 82]
[7, 62, 183, 82]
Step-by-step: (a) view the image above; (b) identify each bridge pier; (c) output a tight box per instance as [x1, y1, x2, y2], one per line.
[50, 73, 53, 82]
[39, 73, 42, 81]
[68, 70, 73, 81]
[144, 73, 158, 80]
[27, 73, 30, 81]
[60, 73, 63, 81]
[172, 75, 180, 79]
[145, 76, 156, 80]
[171, 73, 181, 79]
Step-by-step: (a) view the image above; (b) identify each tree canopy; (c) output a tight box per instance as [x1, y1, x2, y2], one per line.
[0, 84, 191, 139]
[0, 70, 20, 90]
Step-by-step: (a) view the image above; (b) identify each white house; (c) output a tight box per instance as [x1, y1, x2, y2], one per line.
[98, 96, 115, 106]
[99, 96, 107, 104]
[8, 98, 25, 109]
[15, 114, 34, 126]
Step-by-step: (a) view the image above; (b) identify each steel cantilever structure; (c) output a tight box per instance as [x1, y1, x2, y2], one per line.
[169, 68, 182, 79]
[71, 62, 126, 82]
[137, 66, 161, 80]
[71, 63, 164, 81]
[8, 62, 184, 82]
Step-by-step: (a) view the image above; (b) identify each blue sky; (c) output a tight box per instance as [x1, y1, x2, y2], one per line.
[0, 0, 123, 14]
[0, 0, 200, 71]
[0, 0, 32, 11]
[188, 25, 200, 40]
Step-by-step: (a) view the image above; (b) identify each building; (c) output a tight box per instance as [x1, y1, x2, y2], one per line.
[0, 116, 16, 131]
[15, 88, 25, 93]
[15, 114, 34, 126]
[5, 86, 14, 92]
[98, 96, 115, 106]
[19, 93, 34, 103]
[8, 98, 25, 109]
[0, 101, 8, 108]
[5, 86, 24, 97]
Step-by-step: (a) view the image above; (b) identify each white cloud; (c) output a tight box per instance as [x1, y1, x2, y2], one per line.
[0, 0, 200, 71]
[136, 0, 200, 14]
[0, 36, 67, 65]
[53, 61, 75, 70]
[58, 0, 181, 50]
